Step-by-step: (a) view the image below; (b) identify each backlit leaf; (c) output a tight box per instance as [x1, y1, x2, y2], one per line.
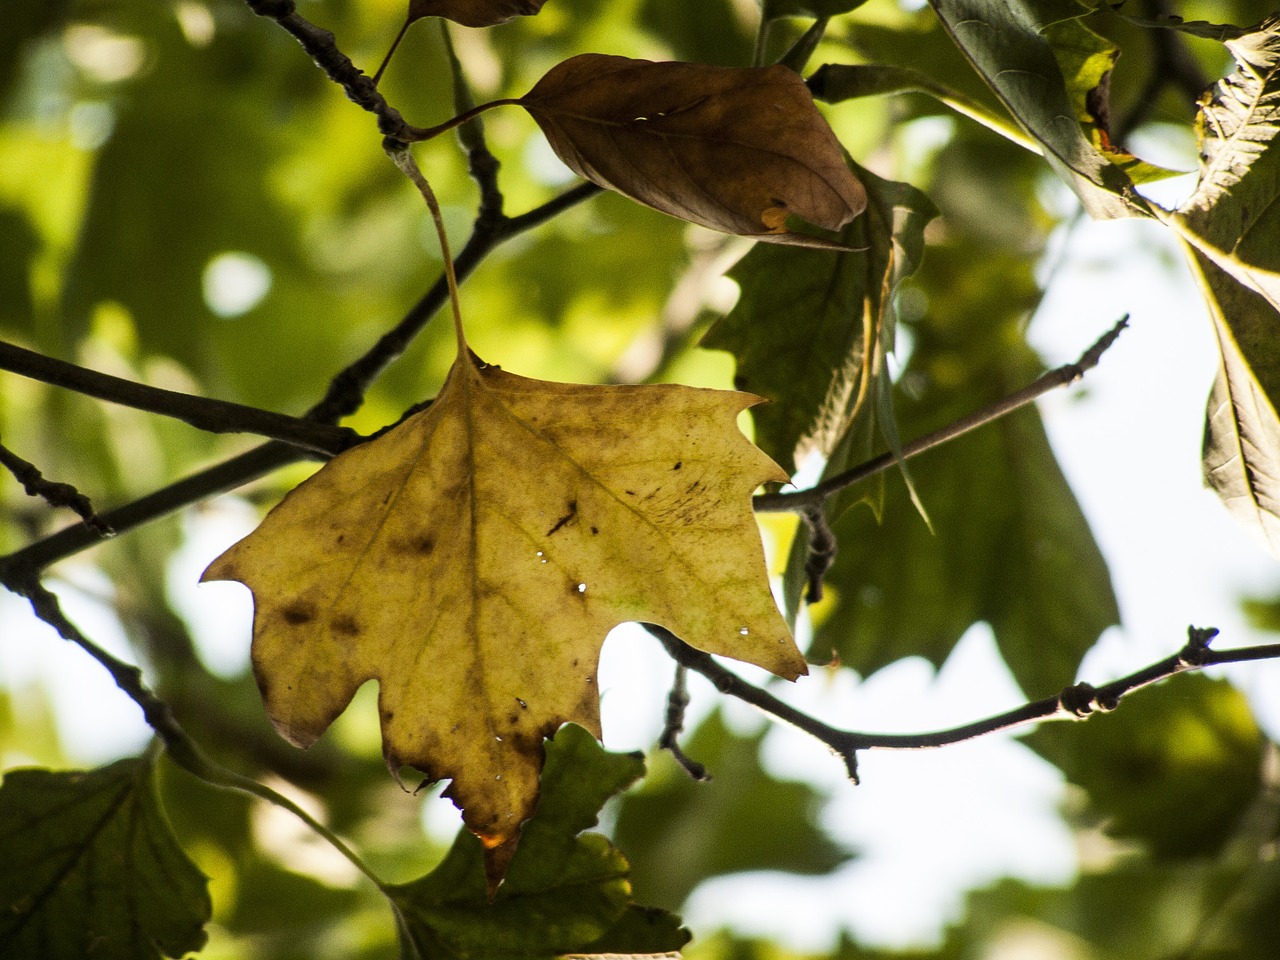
[1172, 18, 1280, 554]
[0, 757, 211, 960]
[408, 0, 547, 28]
[797, 247, 1117, 693]
[703, 161, 935, 476]
[389, 724, 689, 959]
[204, 348, 806, 882]
[1193, 251, 1280, 556]
[927, 0, 1139, 217]
[520, 55, 867, 245]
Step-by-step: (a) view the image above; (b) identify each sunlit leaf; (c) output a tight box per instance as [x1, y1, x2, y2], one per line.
[1172, 18, 1280, 554]
[204, 347, 805, 882]
[927, 0, 1140, 217]
[1192, 251, 1280, 556]
[1174, 17, 1280, 304]
[0, 757, 211, 960]
[408, 0, 547, 28]
[389, 724, 688, 959]
[808, 62, 1038, 151]
[1042, 16, 1183, 183]
[704, 162, 934, 477]
[520, 55, 867, 245]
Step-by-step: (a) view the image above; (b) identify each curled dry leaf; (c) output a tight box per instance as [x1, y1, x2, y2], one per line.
[520, 54, 867, 244]
[408, 0, 546, 28]
[204, 349, 805, 886]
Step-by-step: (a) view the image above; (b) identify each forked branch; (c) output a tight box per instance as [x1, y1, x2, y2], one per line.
[649, 624, 1280, 783]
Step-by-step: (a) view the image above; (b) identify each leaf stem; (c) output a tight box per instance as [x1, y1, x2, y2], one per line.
[402, 99, 523, 144]
[754, 315, 1130, 513]
[372, 18, 412, 88]
[384, 139, 468, 350]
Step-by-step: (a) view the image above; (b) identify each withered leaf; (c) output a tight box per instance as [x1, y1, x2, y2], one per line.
[408, 0, 546, 28]
[520, 54, 867, 245]
[204, 349, 805, 884]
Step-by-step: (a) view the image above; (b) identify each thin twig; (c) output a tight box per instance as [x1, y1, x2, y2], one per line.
[754, 316, 1129, 513]
[7, 575, 389, 891]
[0, 340, 357, 456]
[651, 623, 1280, 784]
[0, 442, 301, 581]
[0, 441, 111, 536]
[658, 665, 710, 781]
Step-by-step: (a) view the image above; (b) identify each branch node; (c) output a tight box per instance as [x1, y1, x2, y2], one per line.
[1060, 681, 1105, 717]
[0, 441, 113, 537]
[800, 506, 838, 603]
[1180, 624, 1220, 666]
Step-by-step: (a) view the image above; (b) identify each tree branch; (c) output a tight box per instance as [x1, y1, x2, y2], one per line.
[658, 664, 710, 781]
[754, 316, 1129, 513]
[0, 440, 111, 536]
[0, 442, 301, 581]
[650, 624, 1280, 783]
[0, 340, 357, 456]
[7, 574, 387, 889]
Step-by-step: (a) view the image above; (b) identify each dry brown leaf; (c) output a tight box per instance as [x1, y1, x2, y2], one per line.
[520, 54, 867, 244]
[204, 349, 805, 885]
[408, 0, 546, 28]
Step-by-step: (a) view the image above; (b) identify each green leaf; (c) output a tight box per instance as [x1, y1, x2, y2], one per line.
[612, 709, 851, 909]
[703, 162, 936, 477]
[388, 724, 688, 959]
[1024, 674, 1265, 858]
[808, 63, 1040, 152]
[1192, 250, 1280, 556]
[0, 757, 211, 960]
[1174, 17, 1280, 303]
[926, 0, 1141, 217]
[798, 247, 1118, 694]
[1041, 17, 1183, 184]
[1169, 21, 1280, 553]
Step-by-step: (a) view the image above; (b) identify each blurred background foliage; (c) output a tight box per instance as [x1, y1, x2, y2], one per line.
[4, 0, 1280, 957]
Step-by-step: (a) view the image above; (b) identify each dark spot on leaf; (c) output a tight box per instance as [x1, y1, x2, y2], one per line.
[625, 489, 636, 496]
[331, 614, 360, 637]
[282, 603, 315, 626]
[686, 480, 702, 494]
[546, 500, 578, 536]
[413, 536, 435, 554]
[336, 534, 345, 545]
[507, 714, 519, 725]
[672, 461, 682, 470]
[590, 525, 599, 535]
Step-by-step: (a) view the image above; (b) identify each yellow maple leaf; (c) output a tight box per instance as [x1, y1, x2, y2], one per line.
[204, 347, 806, 882]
